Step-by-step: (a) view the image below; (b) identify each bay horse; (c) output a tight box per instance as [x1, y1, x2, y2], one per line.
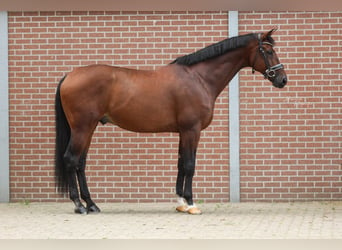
[55, 29, 287, 215]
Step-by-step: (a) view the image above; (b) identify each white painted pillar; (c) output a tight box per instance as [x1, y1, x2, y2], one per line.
[228, 11, 240, 203]
[0, 11, 9, 202]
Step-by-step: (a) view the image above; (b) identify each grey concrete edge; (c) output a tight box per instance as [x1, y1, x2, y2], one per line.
[228, 11, 240, 203]
[0, 11, 9, 202]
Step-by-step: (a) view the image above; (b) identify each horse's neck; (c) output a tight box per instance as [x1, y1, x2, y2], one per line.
[192, 48, 248, 99]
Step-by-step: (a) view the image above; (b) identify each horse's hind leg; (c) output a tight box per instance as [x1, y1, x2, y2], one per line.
[77, 155, 100, 213]
[64, 127, 99, 214]
[64, 142, 87, 214]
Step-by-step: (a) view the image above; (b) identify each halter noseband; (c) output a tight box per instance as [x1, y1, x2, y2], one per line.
[252, 33, 284, 79]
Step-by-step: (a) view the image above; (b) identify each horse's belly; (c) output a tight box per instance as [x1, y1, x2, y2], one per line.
[108, 109, 178, 133]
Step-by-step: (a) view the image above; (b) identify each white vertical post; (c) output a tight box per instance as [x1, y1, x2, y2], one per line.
[228, 11, 240, 203]
[0, 11, 9, 202]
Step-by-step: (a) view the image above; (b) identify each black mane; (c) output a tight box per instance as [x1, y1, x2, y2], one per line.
[171, 33, 258, 66]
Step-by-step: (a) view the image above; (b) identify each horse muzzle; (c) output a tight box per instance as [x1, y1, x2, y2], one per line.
[264, 64, 287, 88]
[271, 73, 288, 88]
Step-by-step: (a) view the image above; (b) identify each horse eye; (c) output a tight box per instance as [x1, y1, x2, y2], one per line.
[267, 50, 273, 55]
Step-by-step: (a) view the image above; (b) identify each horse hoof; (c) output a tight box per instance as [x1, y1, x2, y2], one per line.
[74, 206, 87, 214]
[187, 207, 202, 215]
[176, 205, 202, 215]
[176, 205, 188, 213]
[87, 204, 101, 213]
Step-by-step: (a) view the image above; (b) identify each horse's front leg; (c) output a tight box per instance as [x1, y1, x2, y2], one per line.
[175, 139, 187, 211]
[175, 155, 194, 214]
[176, 128, 202, 215]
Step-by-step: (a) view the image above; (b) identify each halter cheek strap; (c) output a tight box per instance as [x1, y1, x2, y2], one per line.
[252, 33, 284, 79]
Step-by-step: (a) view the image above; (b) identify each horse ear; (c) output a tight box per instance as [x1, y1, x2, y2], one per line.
[261, 28, 277, 41]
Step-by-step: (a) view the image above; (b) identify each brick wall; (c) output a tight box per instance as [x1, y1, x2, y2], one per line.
[239, 11, 342, 201]
[8, 11, 342, 203]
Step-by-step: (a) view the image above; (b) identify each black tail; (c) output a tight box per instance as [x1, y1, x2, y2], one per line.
[55, 75, 70, 194]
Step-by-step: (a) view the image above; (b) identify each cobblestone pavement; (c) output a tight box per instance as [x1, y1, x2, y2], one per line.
[0, 201, 342, 239]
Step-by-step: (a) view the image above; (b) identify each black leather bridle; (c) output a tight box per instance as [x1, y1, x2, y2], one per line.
[252, 33, 284, 79]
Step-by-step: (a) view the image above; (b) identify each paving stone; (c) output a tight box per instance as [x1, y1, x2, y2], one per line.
[0, 202, 341, 239]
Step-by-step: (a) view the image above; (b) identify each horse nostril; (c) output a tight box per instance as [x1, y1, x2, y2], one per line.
[282, 77, 287, 84]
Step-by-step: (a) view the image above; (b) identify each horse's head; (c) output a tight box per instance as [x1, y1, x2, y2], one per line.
[250, 29, 287, 88]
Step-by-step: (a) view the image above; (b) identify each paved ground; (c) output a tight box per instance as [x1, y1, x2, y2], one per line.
[0, 201, 342, 239]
